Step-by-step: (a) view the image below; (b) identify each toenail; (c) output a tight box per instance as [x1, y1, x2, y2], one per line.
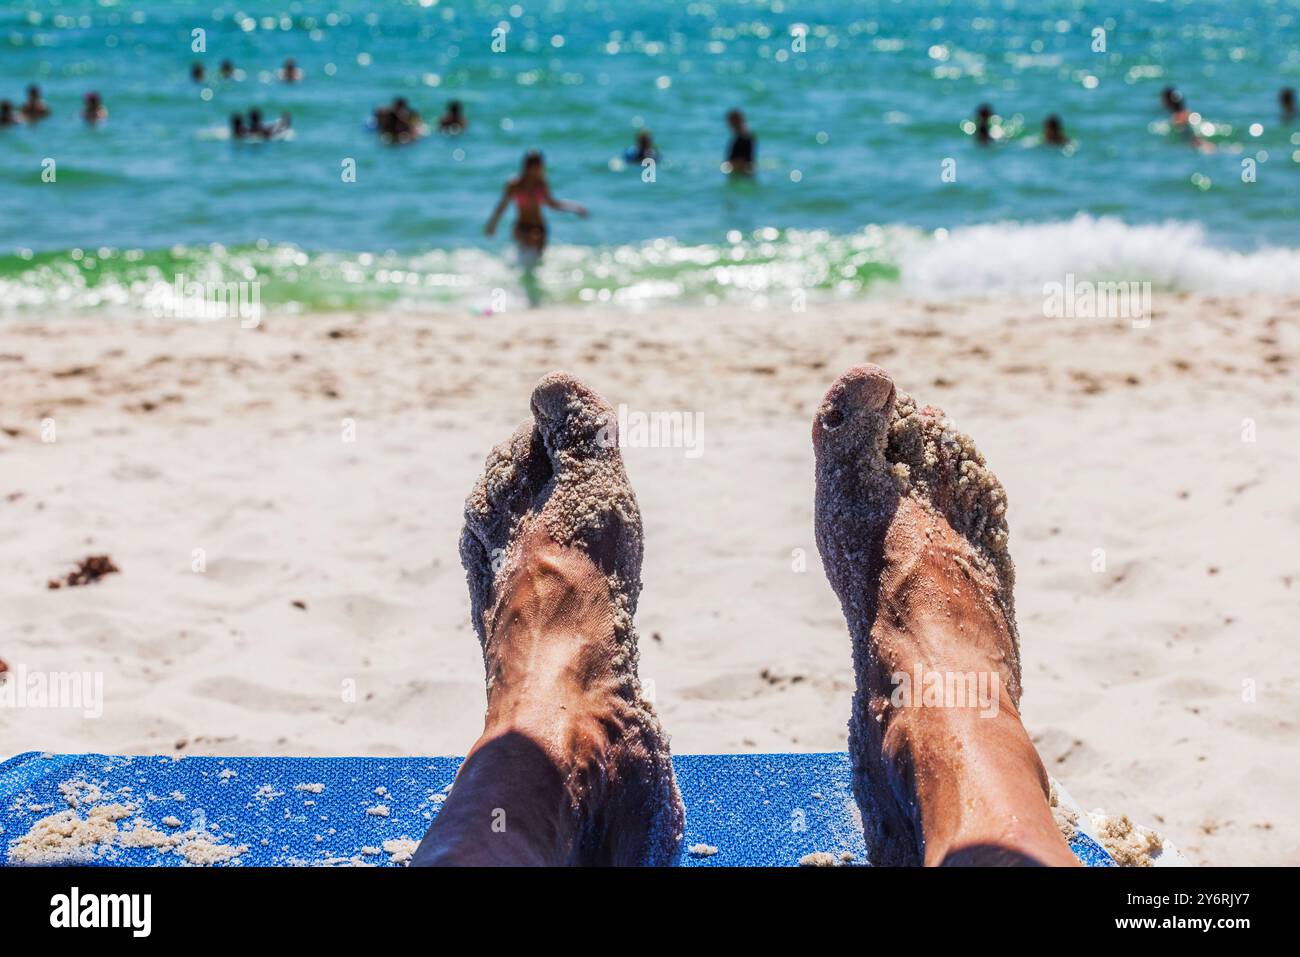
[821, 408, 845, 431]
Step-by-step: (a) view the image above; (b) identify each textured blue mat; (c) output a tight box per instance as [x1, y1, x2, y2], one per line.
[0, 752, 1113, 866]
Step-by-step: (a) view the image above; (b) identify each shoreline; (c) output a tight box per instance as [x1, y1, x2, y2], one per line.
[1, 294, 1298, 865]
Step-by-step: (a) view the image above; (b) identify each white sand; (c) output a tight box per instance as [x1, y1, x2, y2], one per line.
[1, 295, 1297, 865]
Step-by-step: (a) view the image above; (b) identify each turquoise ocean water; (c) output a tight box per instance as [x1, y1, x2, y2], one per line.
[2, 0, 1299, 315]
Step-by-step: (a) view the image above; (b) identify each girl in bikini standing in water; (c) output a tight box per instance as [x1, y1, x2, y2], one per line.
[485, 151, 588, 270]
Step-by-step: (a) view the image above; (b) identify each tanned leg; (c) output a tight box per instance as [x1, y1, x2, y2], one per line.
[813, 364, 1077, 867]
[414, 373, 683, 866]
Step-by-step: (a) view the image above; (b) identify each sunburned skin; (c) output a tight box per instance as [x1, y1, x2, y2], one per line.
[813, 364, 1077, 866]
[414, 372, 683, 866]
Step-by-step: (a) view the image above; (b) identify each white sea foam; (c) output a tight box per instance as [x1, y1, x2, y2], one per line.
[898, 215, 1300, 297]
[2, 217, 1297, 318]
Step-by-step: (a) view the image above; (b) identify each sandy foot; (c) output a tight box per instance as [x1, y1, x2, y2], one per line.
[458, 371, 684, 864]
[813, 364, 1025, 864]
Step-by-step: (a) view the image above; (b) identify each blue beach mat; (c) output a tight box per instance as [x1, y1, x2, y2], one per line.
[0, 751, 1113, 867]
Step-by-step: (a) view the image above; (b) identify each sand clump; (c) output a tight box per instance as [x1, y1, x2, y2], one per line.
[1094, 813, 1165, 867]
[798, 851, 841, 867]
[382, 837, 418, 864]
[6, 782, 248, 866]
[7, 802, 135, 864]
[1049, 783, 1079, 843]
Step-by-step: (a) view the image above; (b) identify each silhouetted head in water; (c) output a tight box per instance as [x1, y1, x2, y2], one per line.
[220, 59, 235, 79]
[1282, 87, 1297, 119]
[282, 58, 301, 82]
[21, 84, 50, 120]
[0, 100, 16, 126]
[439, 99, 466, 132]
[82, 91, 105, 124]
[727, 108, 747, 134]
[1043, 114, 1068, 146]
[1161, 86, 1185, 113]
[191, 62, 205, 83]
[387, 98, 418, 137]
[635, 129, 656, 160]
[974, 103, 994, 143]
[248, 108, 264, 133]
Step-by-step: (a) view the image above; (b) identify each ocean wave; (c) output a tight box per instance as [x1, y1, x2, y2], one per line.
[899, 216, 1300, 296]
[2, 217, 1297, 318]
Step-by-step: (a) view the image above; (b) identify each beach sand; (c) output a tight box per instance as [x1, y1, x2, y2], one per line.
[1, 294, 1297, 866]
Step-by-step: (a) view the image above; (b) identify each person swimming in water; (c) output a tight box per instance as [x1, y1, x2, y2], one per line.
[724, 108, 755, 174]
[628, 129, 658, 163]
[973, 103, 995, 144]
[0, 100, 21, 127]
[236, 108, 289, 140]
[1282, 87, 1296, 121]
[281, 58, 302, 83]
[1157, 86, 1213, 150]
[191, 62, 206, 83]
[1160, 85, 1184, 113]
[372, 98, 421, 144]
[20, 85, 50, 122]
[438, 100, 467, 134]
[220, 59, 236, 80]
[392, 98, 421, 137]
[82, 92, 107, 125]
[1042, 114, 1069, 147]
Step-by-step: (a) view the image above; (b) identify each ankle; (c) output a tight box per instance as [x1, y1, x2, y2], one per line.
[882, 702, 1069, 865]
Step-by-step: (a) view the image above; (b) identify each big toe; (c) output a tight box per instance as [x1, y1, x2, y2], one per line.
[812, 363, 897, 462]
[530, 370, 618, 467]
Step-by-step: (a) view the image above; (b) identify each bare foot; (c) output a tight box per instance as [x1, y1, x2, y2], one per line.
[813, 364, 1075, 866]
[429, 371, 682, 866]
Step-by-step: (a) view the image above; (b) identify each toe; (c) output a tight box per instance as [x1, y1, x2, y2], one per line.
[465, 422, 548, 541]
[529, 371, 619, 465]
[812, 363, 897, 459]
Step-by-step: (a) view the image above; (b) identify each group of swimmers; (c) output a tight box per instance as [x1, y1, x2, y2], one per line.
[191, 57, 300, 84]
[971, 103, 1071, 145]
[6, 63, 1297, 275]
[369, 98, 467, 144]
[968, 84, 1295, 151]
[1160, 84, 1296, 151]
[0, 84, 105, 126]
